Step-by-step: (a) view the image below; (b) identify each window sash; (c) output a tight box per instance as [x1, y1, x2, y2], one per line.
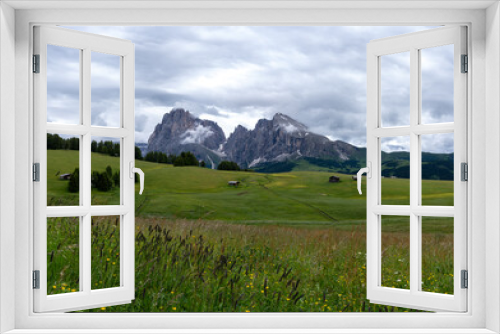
[366, 26, 468, 312]
[33, 26, 136, 313]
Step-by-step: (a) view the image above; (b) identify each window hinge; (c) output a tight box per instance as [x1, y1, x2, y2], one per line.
[33, 163, 40, 182]
[33, 270, 40, 289]
[33, 54, 40, 73]
[461, 270, 468, 289]
[461, 54, 468, 73]
[461, 162, 468, 182]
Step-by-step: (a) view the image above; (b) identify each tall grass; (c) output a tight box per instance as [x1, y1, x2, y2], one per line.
[47, 217, 452, 312]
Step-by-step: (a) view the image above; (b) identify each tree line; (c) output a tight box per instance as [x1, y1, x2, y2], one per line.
[143, 151, 206, 167]
[48, 134, 243, 171]
[47, 134, 144, 160]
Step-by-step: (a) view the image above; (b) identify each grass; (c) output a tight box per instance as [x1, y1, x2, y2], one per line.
[46, 150, 455, 312]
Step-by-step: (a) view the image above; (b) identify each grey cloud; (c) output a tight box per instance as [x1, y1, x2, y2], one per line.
[63, 25, 452, 153]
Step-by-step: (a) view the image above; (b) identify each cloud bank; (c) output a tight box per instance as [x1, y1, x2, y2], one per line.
[55, 25, 453, 153]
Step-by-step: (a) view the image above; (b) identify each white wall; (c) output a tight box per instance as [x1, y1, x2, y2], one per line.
[486, 2, 500, 333]
[0, 2, 16, 333]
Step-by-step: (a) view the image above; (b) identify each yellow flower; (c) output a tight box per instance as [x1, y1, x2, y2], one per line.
[107, 258, 110, 261]
[171, 291, 174, 294]
[261, 290, 264, 293]
[245, 310, 250, 312]
[52, 285, 56, 289]
[172, 307, 176, 311]
[62, 287, 65, 291]
[112, 262, 116, 265]
[101, 307, 106, 311]
[71, 289, 76, 292]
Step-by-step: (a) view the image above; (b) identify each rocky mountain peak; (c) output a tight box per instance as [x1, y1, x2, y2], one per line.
[147, 109, 362, 169]
[148, 108, 226, 165]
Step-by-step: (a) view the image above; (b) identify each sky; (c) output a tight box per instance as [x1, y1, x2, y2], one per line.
[48, 26, 454, 153]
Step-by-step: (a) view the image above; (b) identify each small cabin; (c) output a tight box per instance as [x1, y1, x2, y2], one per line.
[59, 173, 72, 180]
[228, 181, 240, 186]
[329, 175, 340, 183]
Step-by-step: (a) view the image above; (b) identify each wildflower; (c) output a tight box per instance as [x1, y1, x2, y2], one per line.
[171, 291, 174, 294]
[52, 285, 56, 289]
[107, 258, 110, 261]
[101, 307, 106, 311]
[245, 310, 250, 312]
[112, 262, 116, 265]
[172, 307, 176, 311]
[62, 287, 65, 291]
[71, 289, 76, 292]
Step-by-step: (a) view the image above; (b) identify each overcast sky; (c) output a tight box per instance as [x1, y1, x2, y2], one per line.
[51, 26, 454, 153]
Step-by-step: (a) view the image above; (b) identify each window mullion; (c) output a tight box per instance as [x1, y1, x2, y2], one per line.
[81, 47, 92, 295]
[409, 47, 420, 295]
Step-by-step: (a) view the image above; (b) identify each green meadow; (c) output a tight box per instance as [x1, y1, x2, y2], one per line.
[46, 150, 454, 312]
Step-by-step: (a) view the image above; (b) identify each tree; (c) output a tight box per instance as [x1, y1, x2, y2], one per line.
[200, 160, 206, 168]
[173, 156, 185, 167]
[135, 146, 143, 160]
[217, 160, 241, 171]
[68, 168, 79, 193]
[96, 172, 113, 191]
[113, 171, 120, 187]
[91, 140, 97, 152]
[106, 165, 113, 178]
[68, 137, 79, 151]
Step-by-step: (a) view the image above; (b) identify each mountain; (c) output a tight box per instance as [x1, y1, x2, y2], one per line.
[147, 109, 453, 180]
[147, 108, 226, 167]
[224, 113, 365, 168]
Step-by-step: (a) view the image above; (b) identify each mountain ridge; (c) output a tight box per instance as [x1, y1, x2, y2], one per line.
[145, 108, 453, 180]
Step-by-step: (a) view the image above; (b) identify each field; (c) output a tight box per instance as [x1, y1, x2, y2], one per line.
[46, 150, 454, 312]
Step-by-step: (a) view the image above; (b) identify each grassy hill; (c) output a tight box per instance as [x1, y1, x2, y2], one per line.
[47, 150, 453, 229]
[47, 149, 454, 312]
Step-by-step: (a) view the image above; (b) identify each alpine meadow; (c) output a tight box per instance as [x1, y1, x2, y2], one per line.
[46, 146, 454, 313]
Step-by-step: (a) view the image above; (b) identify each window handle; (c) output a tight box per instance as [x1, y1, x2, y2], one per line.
[130, 162, 145, 195]
[356, 162, 371, 195]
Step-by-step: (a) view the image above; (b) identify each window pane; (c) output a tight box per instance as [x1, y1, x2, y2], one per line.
[47, 217, 80, 295]
[47, 45, 81, 125]
[47, 133, 80, 206]
[421, 217, 454, 294]
[421, 133, 454, 206]
[381, 136, 410, 205]
[381, 215, 410, 290]
[91, 216, 121, 290]
[91, 52, 121, 128]
[421, 45, 454, 124]
[381, 52, 410, 127]
[91, 137, 120, 206]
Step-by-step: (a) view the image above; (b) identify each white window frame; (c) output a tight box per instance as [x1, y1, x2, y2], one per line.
[1, 1, 499, 333]
[365, 26, 468, 312]
[33, 25, 136, 313]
